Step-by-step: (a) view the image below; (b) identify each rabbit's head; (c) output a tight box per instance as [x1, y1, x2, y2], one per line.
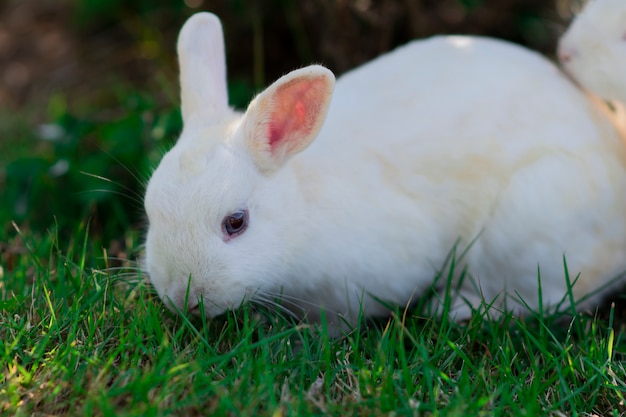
[558, 0, 626, 103]
[144, 13, 335, 316]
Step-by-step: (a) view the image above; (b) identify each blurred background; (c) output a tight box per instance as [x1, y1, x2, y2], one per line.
[0, 0, 583, 246]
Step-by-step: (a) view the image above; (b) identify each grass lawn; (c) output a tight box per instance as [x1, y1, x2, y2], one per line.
[2, 219, 626, 416]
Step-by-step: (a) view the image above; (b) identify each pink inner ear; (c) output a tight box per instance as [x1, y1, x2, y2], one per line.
[267, 77, 328, 153]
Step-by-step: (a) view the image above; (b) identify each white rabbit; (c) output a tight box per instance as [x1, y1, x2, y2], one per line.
[144, 12, 626, 331]
[558, 0, 626, 104]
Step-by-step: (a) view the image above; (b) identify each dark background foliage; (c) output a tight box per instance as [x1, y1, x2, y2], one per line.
[0, 0, 581, 242]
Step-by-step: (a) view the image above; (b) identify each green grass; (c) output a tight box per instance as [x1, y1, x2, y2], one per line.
[2, 222, 626, 416]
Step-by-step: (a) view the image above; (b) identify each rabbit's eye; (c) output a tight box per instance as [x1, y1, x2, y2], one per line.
[222, 209, 248, 238]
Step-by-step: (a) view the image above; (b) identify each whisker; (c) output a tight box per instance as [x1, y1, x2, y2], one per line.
[98, 254, 143, 266]
[254, 292, 310, 316]
[251, 294, 300, 321]
[98, 267, 143, 273]
[95, 262, 147, 282]
[99, 256, 143, 265]
[99, 264, 142, 272]
[107, 274, 149, 284]
[262, 291, 324, 308]
[94, 272, 139, 283]
[112, 275, 142, 282]
[80, 170, 146, 199]
[77, 188, 145, 209]
[262, 290, 344, 318]
[95, 148, 151, 191]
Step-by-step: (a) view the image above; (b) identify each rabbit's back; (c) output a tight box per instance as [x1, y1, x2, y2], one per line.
[301, 35, 626, 226]
[321, 36, 619, 155]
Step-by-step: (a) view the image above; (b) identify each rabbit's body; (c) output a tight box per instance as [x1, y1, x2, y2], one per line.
[558, 0, 626, 142]
[145, 13, 626, 330]
[558, 0, 626, 105]
[283, 36, 626, 321]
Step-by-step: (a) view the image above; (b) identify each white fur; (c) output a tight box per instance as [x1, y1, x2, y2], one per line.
[558, 0, 626, 103]
[144, 12, 626, 330]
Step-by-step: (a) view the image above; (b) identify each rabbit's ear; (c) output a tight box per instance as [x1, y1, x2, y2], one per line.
[177, 12, 229, 125]
[242, 65, 335, 173]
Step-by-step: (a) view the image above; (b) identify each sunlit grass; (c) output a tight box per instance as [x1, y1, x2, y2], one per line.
[2, 221, 626, 416]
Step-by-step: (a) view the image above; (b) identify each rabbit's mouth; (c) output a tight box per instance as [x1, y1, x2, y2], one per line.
[161, 288, 227, 318]
[187, 303, 201, 315]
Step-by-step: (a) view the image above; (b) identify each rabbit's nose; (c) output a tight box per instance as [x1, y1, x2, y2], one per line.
[164, 286, 198, 314]
[187, 302, 201, 315]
